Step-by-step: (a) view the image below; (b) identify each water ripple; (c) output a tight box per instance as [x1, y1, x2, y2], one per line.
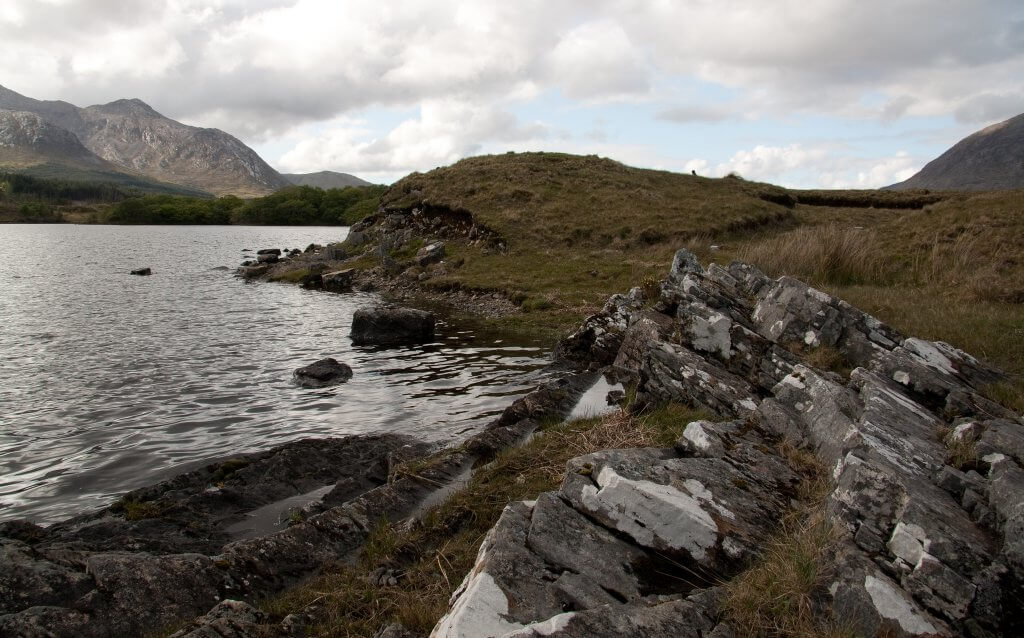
[0, 224, 550, 523]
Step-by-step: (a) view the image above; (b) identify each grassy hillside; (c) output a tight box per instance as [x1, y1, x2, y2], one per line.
[369, 152, 1022, 407]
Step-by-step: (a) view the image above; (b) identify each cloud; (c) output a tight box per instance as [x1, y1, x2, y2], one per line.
[1, 0, 1019, 184]
[689, 144, 920, 188]
[954, 92, 1024, 124]
[657, 104, 734, 123]
[715, 145, 829, 181]
[276, 99, 550, 182]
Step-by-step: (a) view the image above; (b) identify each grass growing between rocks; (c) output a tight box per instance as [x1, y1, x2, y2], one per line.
[725, 191, 1024, 414]
[260, 401, 713, 636]
[723, 444, 852, 638]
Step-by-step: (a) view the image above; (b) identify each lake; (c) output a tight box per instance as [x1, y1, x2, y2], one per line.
[0, 224, 550, 524]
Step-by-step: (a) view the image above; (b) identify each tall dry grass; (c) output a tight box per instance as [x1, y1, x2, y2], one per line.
[735, 223, 1020, 301]
[735, 224, 891, 287]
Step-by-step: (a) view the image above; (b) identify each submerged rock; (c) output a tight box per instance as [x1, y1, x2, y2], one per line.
[129, 267, 152, 276]
[294, 357, 353, 388]
[350, 305, 436, 346]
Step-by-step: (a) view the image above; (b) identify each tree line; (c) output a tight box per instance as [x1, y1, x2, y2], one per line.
[104, 184, 387, 225]
[1, 172, 386, 226]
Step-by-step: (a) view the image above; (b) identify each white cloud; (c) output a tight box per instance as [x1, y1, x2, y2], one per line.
[689, 144, 921, 188]
[547, 20, 649, 100]
[715, 145, 829, 182]
[276, 99, 550, 182]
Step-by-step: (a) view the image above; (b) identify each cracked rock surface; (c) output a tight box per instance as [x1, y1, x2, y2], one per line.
[432, 250, 1024, 637]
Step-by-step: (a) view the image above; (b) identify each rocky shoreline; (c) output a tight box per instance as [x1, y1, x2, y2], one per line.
[3, 243, 1023, 637]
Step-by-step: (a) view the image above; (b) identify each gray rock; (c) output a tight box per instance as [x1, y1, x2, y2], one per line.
[416, 241, 446, 266]
[294, 357, 353, 388]
[322, 268, 356, 292]
[257, 252, 279, 264]
[168, 599, 271, 638]
[256, 248, 282, 256]
[350, 306, 436, 346]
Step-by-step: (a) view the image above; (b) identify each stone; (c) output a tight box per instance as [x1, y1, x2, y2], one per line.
[350, 306, 436, 346]
[257, 252, 279, 264]
[130, 267, 152, 276]
[416, 241, 446, 266]
[168, 599, 270, 638]
[322, 268, 357, 292]
[324, 243, 347, 260]
[293, 357, 353, 388]
[256, 248, 282, 256]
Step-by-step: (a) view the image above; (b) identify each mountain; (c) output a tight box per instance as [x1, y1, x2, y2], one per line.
[0, 108, 208, 196]
[0, 109, 102, 162]
[0, 85, 290, 197]
[283, 170, 373, 188]
[888, 112, 1024, 191]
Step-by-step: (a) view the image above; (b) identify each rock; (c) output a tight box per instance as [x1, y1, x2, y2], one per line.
[416, 241, 446, 266]
[168, 599, 282, 638]
[322, 268, 357, 292]
[294, 358, 353, 388]
[304, 243, 322, 253]
[350, 306, 436, 346]
[257, 252, 279, 264]
[238, 264, 269, 279]
[324, 243, 347, 260]
[130, 267, 152, 276]
[256, 249, 281, 256]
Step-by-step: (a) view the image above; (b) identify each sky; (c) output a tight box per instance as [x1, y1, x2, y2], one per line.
[1, 0, 1022, 186]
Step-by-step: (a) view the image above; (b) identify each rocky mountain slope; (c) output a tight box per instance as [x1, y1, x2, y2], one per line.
[283, 171, 372, 189]
[0, 85, 290, 197]
[0, 110, 98, 161]
[889, 112, 1024, 191]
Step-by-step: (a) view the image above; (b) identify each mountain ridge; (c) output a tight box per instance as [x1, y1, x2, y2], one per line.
[888, 111, 1024, 191]
[0, 85, 289, 197]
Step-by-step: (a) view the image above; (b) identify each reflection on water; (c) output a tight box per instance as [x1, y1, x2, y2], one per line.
[0, 224, 550, 524]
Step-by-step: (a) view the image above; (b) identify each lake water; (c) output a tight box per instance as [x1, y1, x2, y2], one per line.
[0, 224, 550, 524]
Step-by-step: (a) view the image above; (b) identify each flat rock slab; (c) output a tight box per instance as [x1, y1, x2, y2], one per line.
[350, 306, 436, 346]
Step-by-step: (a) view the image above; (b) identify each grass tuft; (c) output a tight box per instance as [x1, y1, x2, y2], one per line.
[723, 441, 851, 638]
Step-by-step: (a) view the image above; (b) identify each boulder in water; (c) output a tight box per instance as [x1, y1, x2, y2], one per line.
[130, 267, 152, 276]
[294, 357, 353, 388]
[350, 306, 436, 346]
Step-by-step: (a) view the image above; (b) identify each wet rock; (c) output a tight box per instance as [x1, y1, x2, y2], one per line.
[416, 241, 446, 266]
[350, 306, 436, 346]
[294, 357, 353, 388]
[322, 268, 357, 292]
[238, 264, 269, 278]
[257, 252, 279, 264]
[256, 248, 281, 256]
[130, 267, 152, 276]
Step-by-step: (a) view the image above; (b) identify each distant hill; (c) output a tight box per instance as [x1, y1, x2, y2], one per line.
[0, 85, 289, 197]
[888, 112, 1024, 191]
[283, 171, 373, 189]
